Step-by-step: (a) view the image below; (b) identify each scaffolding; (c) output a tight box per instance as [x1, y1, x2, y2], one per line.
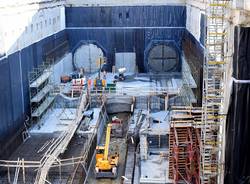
[29, 61, 54, 125]
[88, 86, 180, 97]
[201, 0, 229, 183]
[0, 95, 109, 184]
[34, 91, 88, 184]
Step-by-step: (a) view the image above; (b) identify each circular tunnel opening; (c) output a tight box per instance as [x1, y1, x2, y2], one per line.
[73, 43, 104, 73]
[148, 44, 179, 73]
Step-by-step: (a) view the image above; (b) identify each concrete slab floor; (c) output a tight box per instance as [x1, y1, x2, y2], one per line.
[0, 133, 59, 184]
[89, 72, 183, 92]
[9, 133, 59, 161]
[30, 108, 77, 134]
[140, 149, 172, 183]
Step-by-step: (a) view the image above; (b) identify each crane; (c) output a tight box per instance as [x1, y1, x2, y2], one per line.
[95, 123, 119, 178]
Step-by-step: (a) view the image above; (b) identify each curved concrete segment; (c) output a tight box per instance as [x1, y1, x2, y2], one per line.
[148, 44, 179, 73]
[73, 43, 104, 73]
[106, 96, 133, 114]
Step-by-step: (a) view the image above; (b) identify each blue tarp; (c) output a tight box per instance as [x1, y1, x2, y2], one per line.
[66, 6, 186, 72]
[0, 30, 68, 150]
[0, 58, 13, 140]
[66, 6, 186, 27]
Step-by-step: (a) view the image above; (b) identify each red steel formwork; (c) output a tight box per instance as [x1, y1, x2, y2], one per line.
[169, 107, 202, 184]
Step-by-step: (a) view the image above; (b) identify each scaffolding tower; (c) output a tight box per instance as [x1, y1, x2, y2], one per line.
[201, 0, 229, 183]
[29, 61, 54, 125]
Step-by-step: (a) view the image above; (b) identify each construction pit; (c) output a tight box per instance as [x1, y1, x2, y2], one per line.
[1, 1, 250, 184]
[0, 68, 199, 184]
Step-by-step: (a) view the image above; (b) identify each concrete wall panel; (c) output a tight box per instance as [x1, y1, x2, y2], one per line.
[51, 53, 73, 84]
[115, 52, 136, 73]
[0, 6, 65, 56]
[186, 4, 201, 42]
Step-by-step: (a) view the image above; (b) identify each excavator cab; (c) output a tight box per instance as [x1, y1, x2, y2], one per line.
[96, 146, 105, 160]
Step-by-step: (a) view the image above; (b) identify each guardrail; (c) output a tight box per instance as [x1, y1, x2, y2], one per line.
[88, 86, 180, 96]
[34, 90, 89, 184]
[0, 98, 106, 184]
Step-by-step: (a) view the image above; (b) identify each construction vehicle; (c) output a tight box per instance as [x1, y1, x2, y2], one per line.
[118, 67, 126, 81]
[95, 124, 119, 178]
[111, 116, 124, 138]
[114, 67, 126, 82]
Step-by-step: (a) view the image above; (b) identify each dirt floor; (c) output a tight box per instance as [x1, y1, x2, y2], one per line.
[86, 113, 130, 184]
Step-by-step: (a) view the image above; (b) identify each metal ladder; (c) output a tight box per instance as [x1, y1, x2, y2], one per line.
[201, 0, 229, 183]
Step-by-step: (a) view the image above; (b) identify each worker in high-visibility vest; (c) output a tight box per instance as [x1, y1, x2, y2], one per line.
[88, 79, 92, 89]
[102, 79, 106, 87]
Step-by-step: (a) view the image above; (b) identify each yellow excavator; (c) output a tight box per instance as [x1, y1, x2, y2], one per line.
[95, 124, 119, 178]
